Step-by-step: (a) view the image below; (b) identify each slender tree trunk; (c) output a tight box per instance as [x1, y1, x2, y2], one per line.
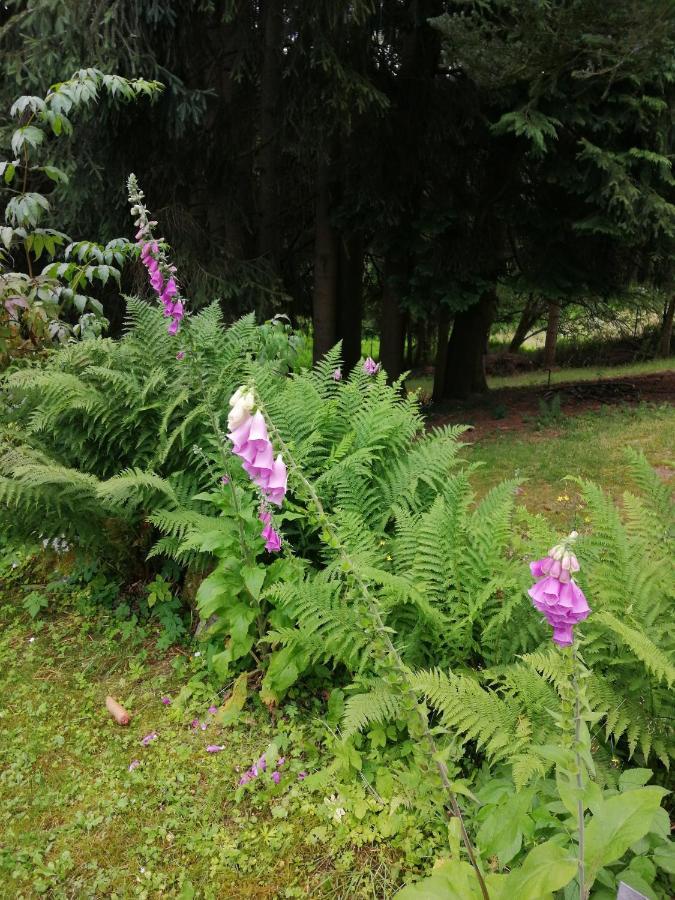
[543, 300, 561, 368]
[313, 156, 338, 363]
[657, 294, 675, 357]
[257, 0, 283, 280]
[432, 306, 451, 401]
[510, 294, 544, 352]
[336, 234, 364, 373]
[405, 316, 413, 368]
[379, 253, 406, 381]
[443, 289, 498, 399]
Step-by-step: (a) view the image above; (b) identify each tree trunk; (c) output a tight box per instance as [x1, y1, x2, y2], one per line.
[543, 300, 561, 368]
[312, 156, 338, 363]
[336, 233, 364, 373]
[509, 294, 544, 352]
[257, 0, 283, 279]
[379, 254, 406, 381]
[432, 306, 451, 401]
[657, 294, 675, 357]
[442, 290, 498, 399]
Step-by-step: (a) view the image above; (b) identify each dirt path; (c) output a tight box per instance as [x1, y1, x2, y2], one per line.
[426, 370, 675, 440]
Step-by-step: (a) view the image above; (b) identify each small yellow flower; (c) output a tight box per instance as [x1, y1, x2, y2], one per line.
[386, 554, 392, 561]
[584, 516, 591, 523]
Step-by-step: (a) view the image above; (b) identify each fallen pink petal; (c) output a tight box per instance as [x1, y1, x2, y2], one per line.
[140, 732, 158, 746]
[128, 759, 141, 772]
[206, 745, 224, 753]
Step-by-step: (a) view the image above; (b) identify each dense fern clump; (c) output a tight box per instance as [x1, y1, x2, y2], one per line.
[2, 302, 671, 778]
[0, 299, 259, 556]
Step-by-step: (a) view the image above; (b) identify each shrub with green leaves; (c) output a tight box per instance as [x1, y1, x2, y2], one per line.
[1, 69, 161, 361]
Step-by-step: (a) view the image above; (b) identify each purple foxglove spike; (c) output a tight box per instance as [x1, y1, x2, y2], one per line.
[552, 623, 574, 646]
[168, 318, 180, 335]
[253, 442, 275, 473]
[271, 771, 281, 784]
[264, 528, 282, 552]
[248, 411, 269, 446]
[227, 417, 253, 451]
[266, 455, 287, 497]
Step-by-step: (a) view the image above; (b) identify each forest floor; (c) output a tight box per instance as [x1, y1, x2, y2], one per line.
[431, 366, 674, 525]
[0, 592, 398, 899]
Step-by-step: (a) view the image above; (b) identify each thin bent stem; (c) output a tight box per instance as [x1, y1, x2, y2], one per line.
[572, 643, 587, 900]
[260, 400, 490, 900]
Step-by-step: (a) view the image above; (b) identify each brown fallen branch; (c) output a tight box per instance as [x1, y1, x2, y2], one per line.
[105, 696, 130, 725]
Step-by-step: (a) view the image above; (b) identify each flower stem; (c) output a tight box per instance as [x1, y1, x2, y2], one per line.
[572, 643, 587, 900]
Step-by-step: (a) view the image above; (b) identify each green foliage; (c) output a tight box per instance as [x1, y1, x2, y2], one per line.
[0, 70, 161, 361]
[0, 301, 260, 560]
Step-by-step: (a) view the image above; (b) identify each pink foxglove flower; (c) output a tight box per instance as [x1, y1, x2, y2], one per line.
[297, 771, 307, 781]
[271, 771, 281, 784]
[528, 534, 589, 646]
[161, 696, 171, 706]
[277, 757, 285, 767]
[227, 387, 288, 551]
[208, 705, 218, 714]
[332, 367, 342, 381]
[263, 525, 282, 553]
[363, 357, 380, 375]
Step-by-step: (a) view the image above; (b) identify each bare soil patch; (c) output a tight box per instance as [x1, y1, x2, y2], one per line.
[426, 370, 675, 441]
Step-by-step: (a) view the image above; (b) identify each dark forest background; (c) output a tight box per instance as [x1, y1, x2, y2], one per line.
[2, 0, 674, 397]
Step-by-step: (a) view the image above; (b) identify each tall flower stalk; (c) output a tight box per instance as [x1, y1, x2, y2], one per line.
[530, 534, 592, 900]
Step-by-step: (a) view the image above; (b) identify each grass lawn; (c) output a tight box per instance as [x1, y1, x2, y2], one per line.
[466, 403, 674, 524]
[0, 598, 400, 899]
[406, 357, 675, 396]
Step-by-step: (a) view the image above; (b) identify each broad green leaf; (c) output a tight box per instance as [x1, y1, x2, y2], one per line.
[41, 165, 69, 184]
[584, 786, 669, 884]
[242, 564, 265, 600]
[619, 768, 653, 791]
[396, 859, 482, 899]
[477, 789, 533, 865]
[214, 672, 248, 726]
[260, 645, 310, 704]
[652, 840, 675, 874]
[195, 571, 231, 618]
[11, 125, 45, 156]
[499, 840, 577, 899]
